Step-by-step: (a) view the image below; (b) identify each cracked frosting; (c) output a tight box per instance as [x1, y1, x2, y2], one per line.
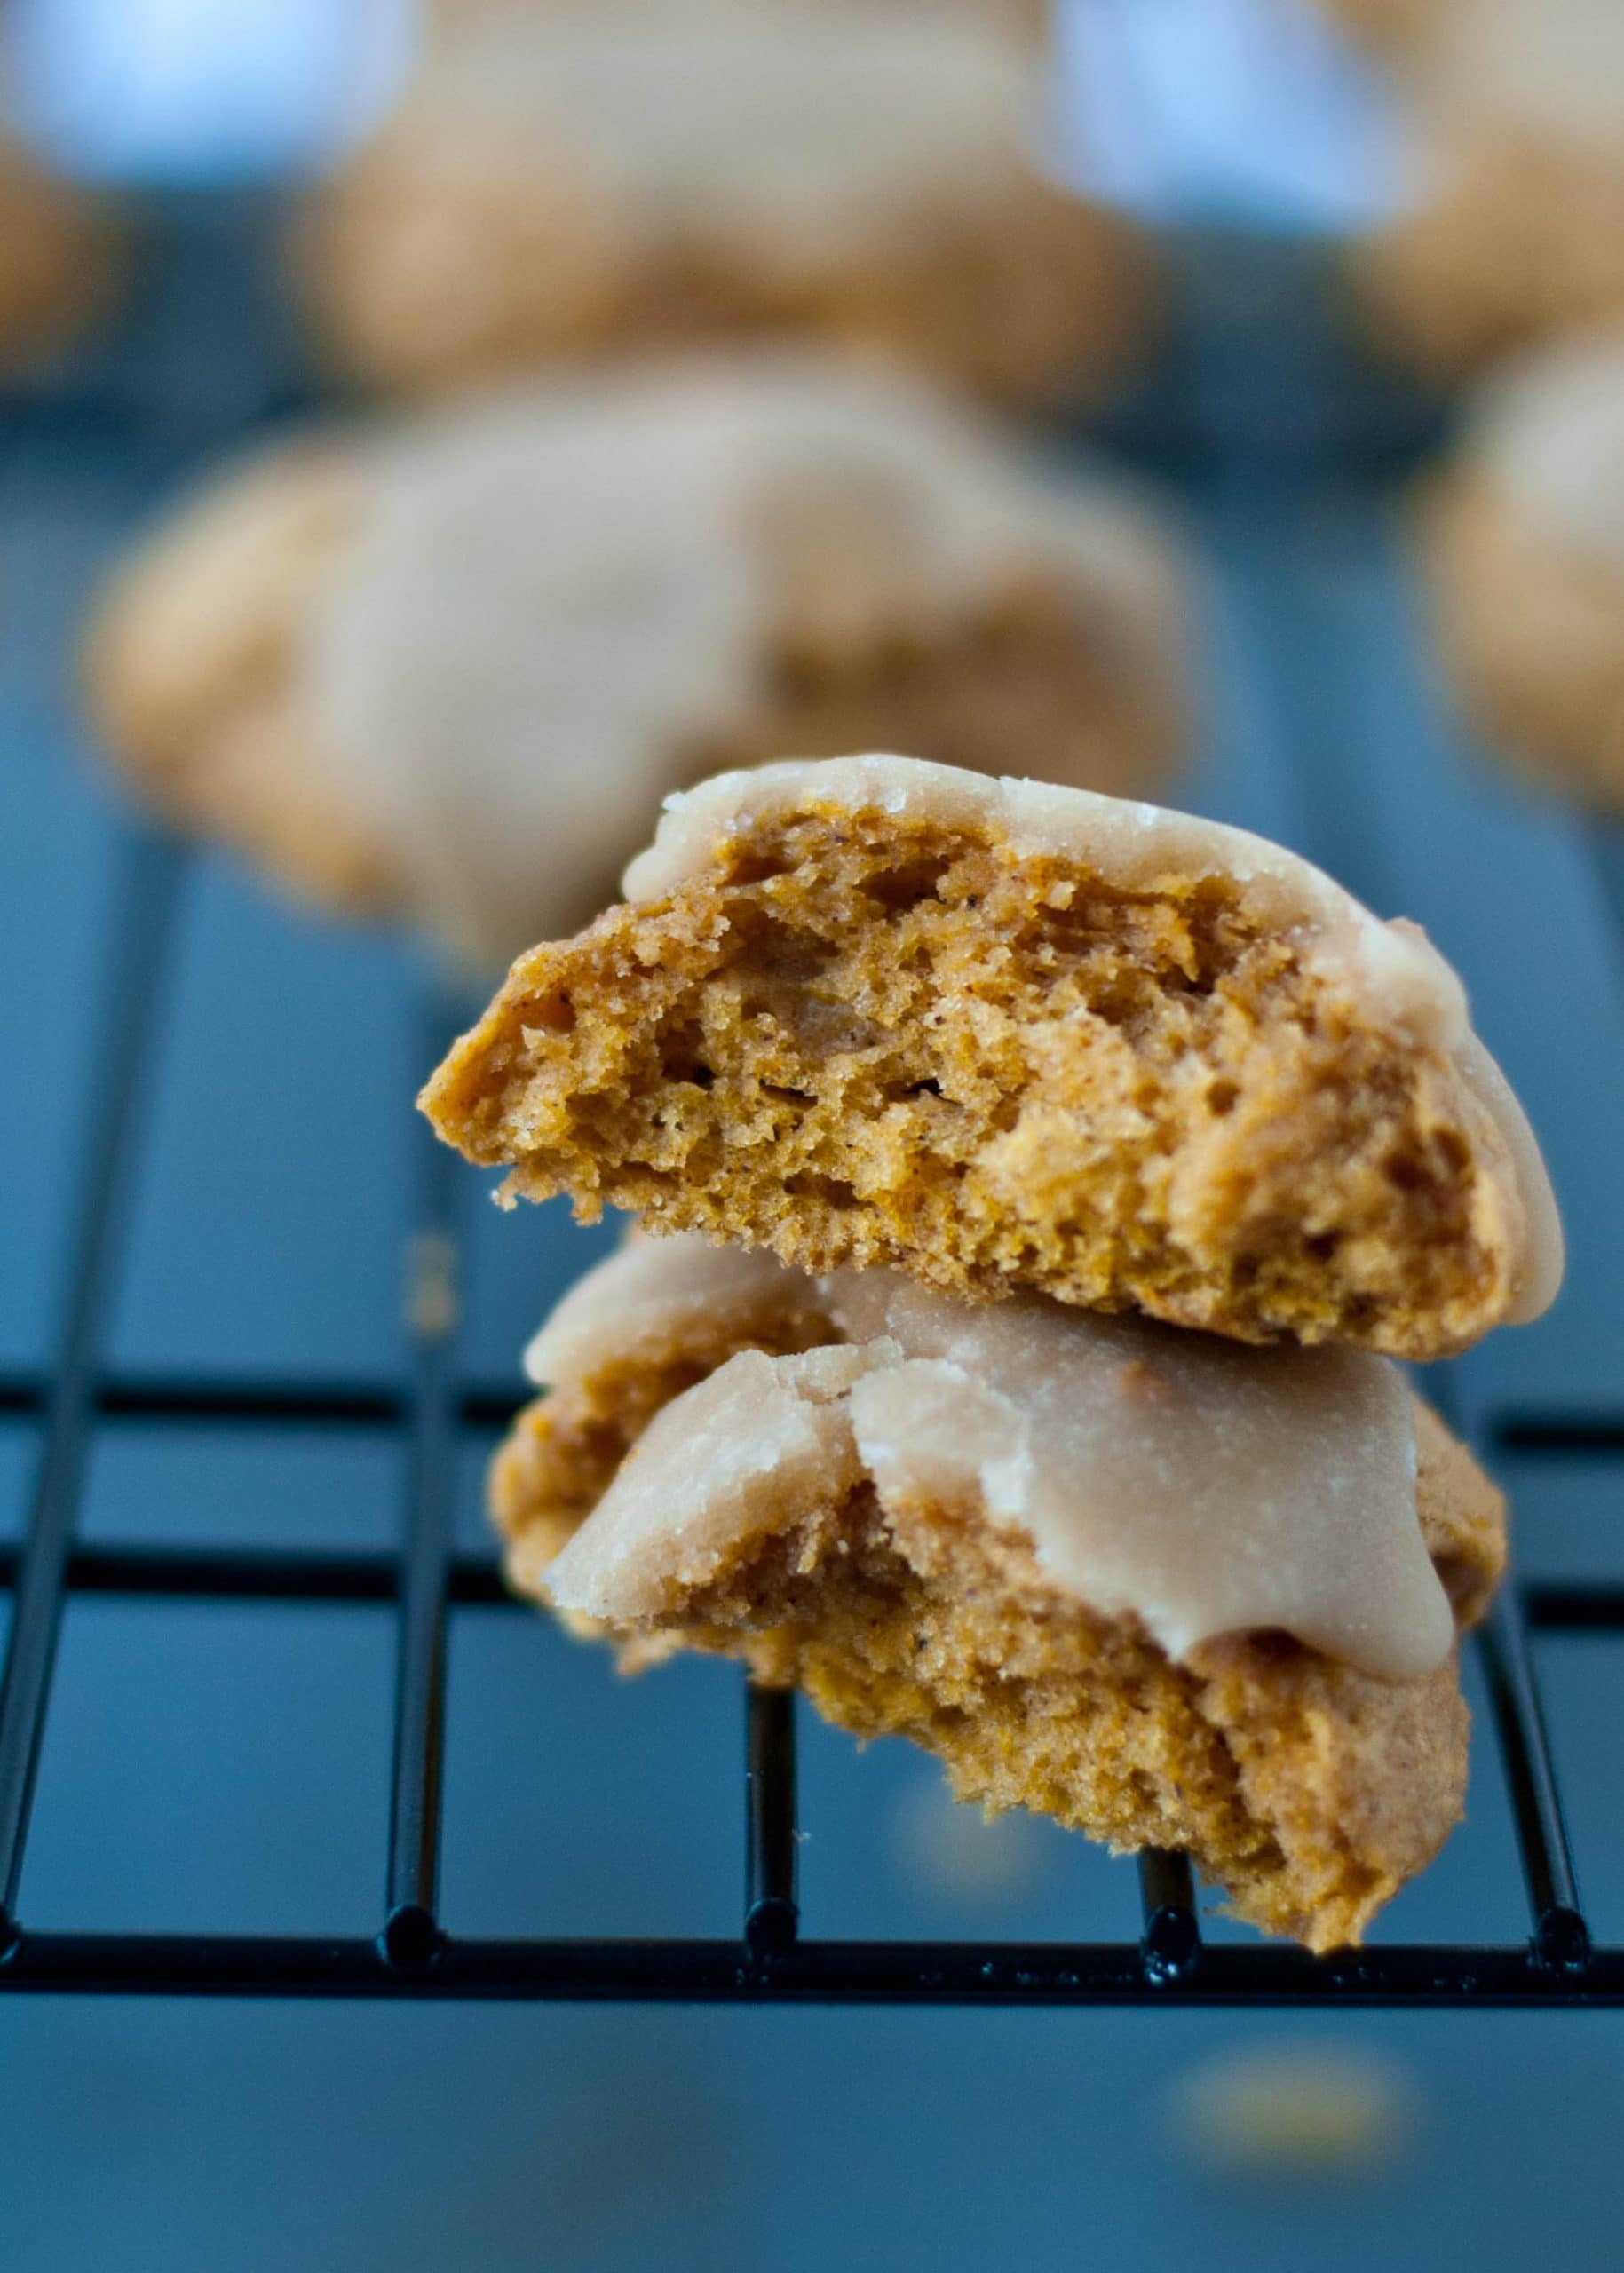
[305, 373, 1184, 970]
[535, 1236, 1456, 1681]
[620, 754, 1564, 1325]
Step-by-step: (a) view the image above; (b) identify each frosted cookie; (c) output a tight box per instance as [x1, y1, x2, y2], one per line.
[85, 367, 1190, 968]
[491, 1236, 1507, 1950]
[1356, 0, 1624, 377]
[1422, 329, 1624, 811]
[0, 126, 123, 370]
[421, 753, 1562, 1358]
[296, 2, 1146, 404]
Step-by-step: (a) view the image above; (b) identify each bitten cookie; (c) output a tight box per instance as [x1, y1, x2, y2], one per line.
[85, 366, 1191, 968]
[421, 753, 1562, 1359]
[1356, 0, 1624, 378]
[491, 1235, 1507, 1951]
[1422, 328, 1624, 812]
[296, 1, 1148, 404]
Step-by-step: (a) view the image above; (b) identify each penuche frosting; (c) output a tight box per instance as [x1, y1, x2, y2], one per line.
[535, 1236, 1455, 1681]
[619, 753, 1564, 1326]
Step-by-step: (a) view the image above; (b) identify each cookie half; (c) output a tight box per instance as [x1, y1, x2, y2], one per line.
[86, 368, 1189, 967]
[492, 1236, 1507, 1951]
[422, 753, 1561, 1358]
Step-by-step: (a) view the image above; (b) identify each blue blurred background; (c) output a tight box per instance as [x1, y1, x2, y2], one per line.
[3, 3, 1623, 2266]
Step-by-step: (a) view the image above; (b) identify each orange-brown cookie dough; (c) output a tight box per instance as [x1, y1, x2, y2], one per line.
[1421, 329, 1624, 811]
[86, 373, 1188, 969]
[296, 3, 1148, 406]
[423, 755, 1561, 1358]
[492, 1239, 1507, 1950]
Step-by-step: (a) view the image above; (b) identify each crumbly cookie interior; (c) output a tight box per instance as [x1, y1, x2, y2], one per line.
[426, 804, 1521, 1357]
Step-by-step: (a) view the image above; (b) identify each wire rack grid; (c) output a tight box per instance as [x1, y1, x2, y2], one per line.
[2, 206, 1622, 2011]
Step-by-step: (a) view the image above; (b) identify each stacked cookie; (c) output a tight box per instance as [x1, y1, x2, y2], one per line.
[421, 752, 1562, 1949]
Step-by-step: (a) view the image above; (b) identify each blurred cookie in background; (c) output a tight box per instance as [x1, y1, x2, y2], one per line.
[294, 0, 1149, 406]
[1421, 328, 1624, 812]
[84, 358, 1192, 970]
[1355, 0, 1624, 378]
[0, 118, 124, 370]
[1314, 0, 1435, 51]
[1167, 2040, 1417, 2183]
[429, 0, 1050, 25]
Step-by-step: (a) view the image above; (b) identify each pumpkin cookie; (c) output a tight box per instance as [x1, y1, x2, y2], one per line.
[86, 368, 1190, 967]
[1422, 327, 1624, 811]
[1357, 0, 1624, 377]
[491, 1234, 1507, 1951]
[297, 1, 1147, 404]
[421, 753, 1561, 1358]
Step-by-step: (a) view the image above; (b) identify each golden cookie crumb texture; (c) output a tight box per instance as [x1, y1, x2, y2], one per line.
[422, 756, 1560, 1358]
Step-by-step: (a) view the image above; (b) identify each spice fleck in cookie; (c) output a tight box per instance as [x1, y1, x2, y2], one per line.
[1422, 327, 1624, 812]
[297, 2, 1148, 405]
[421, 753, 1561, 1358]
[87, 368, 1190, 968]
[491, 1235, 1507, 1951]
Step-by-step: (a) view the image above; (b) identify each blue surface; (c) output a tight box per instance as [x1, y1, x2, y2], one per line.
[4, 243, 1624, 2269]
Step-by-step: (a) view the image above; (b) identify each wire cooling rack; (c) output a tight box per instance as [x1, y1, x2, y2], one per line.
[2, 203, 1621, 2009]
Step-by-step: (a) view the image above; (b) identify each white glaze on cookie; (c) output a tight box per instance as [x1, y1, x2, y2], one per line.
[535, 1236, 1454, 1681]
[303, 370, 1183, 969]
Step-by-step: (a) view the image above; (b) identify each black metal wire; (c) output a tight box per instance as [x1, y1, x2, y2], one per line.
[3, 1928, 1622, 2007]
[1137, 1851, 1200, 1986]
[745, 1683, 800, 1956]
[0, 1376, 523, 1430]
[0, 828, 184, 1942]
[380, 993, 470, 1972]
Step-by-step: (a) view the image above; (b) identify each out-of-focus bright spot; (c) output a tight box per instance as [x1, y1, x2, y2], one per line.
[6, 0, 421, 182]
[891, 1775, 1049, 1905]
[1167, 2039, 1417, 2183]
[1050, 0, 1399, 232]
